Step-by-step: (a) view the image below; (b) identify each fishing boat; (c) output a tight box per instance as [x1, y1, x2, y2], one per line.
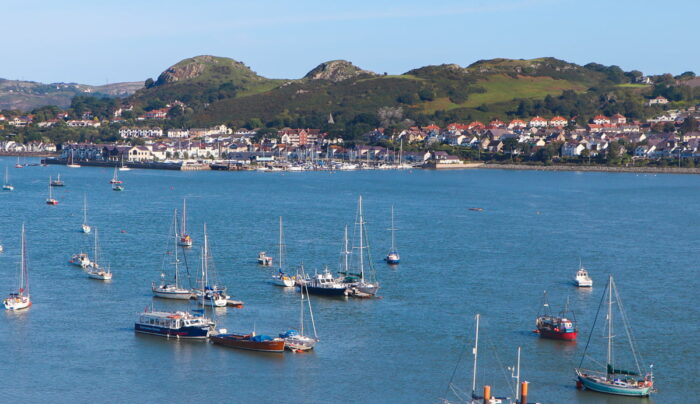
[575, 275, 655, 397]
[81, 194, 91, 234]
[109, 166, 123, 184]
[257, 251, 273, 266]
[574, 261, 593, 287]
[384, 205, 400, 264]
[534, 292, 577, 341]
[152, 209, 194, 300]
[67, 150, 80, 168]
[443, 314, 537, 404]
[298, 267, 347, 297]
[46, 177, 58, 205]
[271, 216, 295, 287]
[281, 277, 318, 352]
[50, 174, 64, 187]
[3, 167, 14, 191]
[211, 332, 285, 352]
[86, 228, 113, 280]
[341, 196, 380, 297]
[134, 308, 215, 339]
[112, 183, 124, 191]
[194, 224, 227, 307]
[177, 199, 192, 247]
[69, 252, 92, 268]
[3, 225, 31, 310]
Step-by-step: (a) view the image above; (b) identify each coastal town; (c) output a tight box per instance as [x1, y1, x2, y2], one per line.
[2, 95, 700, 171]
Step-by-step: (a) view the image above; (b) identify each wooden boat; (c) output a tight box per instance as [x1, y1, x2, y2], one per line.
[575, 275, 655, 397]
[534, 292, 577, 341]
[177, 199, 192, 247]
[384, 205, 400, 264]
[152, 209, 193, 300]
[211, 333, 285, 352]
[46, 177, 58, 205]
[3, 225, 31, 310]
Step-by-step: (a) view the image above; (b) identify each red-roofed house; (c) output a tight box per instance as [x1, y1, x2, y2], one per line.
[549, 116, 568, 127]
[528, 116, 548, 128]
[422, 124, 440, 132]
[488, 119, 505, 128]
[508, 119, 526, 129]
[592, 115, 610, 125]
[446, 123, 469, 132]
[467, 121, 484, 130]
[610, 114, 627, 125]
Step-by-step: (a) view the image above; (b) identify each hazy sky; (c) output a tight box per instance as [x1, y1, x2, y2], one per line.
[2, 0, 696, 85]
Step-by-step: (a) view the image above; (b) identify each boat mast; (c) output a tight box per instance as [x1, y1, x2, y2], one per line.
[307, 284, 318, 338]
[19, 224, 27, 295]
[202, 223, 208, 288]
[390, 205, 396, 252]
[471, 313, 480, 396]
[343, 225, 350, 273]
[278, 216, 284, 271]
[83, 194, 88, 226]
[173, 209, 180, 287]
[182, 199, 187, 236]
[358, 196, 365, 281]
[48, 177, 52, 199]
[607, 275, 614, 378]
[299, 280, 305, 336]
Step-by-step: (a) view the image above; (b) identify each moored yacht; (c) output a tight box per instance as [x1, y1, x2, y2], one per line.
[177, 199, 193, 247]
[46, 177, 58, 205]
[85, 228, 113, 281]
[271, 216, 295, 287]
[211, 332, 285, 352]
[69, 252, 92, 268]
[194, 224, 229, 307]
[50, 174, 64, 187]
[152, 209, 194, 300]
[298, 268, 347, 297]
[384, 205, 400, 265]
[134, 309, 215, 339]
[3, 225, 31, 311]
[3, 167, 14, 191]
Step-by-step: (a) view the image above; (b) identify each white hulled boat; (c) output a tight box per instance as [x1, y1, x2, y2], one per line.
[81, 194, 91, 234]
[281, 275, 318, 352]
[67, 150, 80, 168]
[272, 216, 295, 287]
[341, 196, 380, 297]
[86, 228, 113, 280]
[69, 252, 92, 268]
[384, 205, 400, 265]
[574, 261, 593, 287]
[195, 224, 227, 307]
[152, 209, 193, 300]
[3, 225, 31, 310]
[109, 166, 123, 184]
[3, 166, 14, 191]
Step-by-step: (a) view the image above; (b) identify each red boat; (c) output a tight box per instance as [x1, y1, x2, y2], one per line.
[534, 292, 577, 341]
[210, 333, 285, 352]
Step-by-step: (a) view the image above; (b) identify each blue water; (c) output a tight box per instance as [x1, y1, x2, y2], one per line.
[0, 157, 697, 403]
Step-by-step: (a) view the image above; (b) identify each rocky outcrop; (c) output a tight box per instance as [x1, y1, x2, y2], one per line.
[304, 60, 375, 82]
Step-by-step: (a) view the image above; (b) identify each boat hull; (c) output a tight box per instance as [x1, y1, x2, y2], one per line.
[303, 285, 347, 297]
[537, 328, 577, 341]
[152, 288, 193, 300]
[134, 323, 210, 339]
[577, 373, 652, 397]
[3, 296, 31, 310]
[272, 275, 295, 287]
[211, 334, 285, 352]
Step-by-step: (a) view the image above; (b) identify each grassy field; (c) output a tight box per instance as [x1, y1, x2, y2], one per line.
[420, 74, 587, 113]
[616, 83, 650, 88]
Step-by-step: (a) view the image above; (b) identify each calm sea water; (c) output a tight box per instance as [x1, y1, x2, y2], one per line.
[0, 157, 697, 403]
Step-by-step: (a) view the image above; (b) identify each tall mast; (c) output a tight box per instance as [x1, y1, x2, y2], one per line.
[471, 313, 480, 396]
[299, 280, 305, 336]
[182, 199, 187, 235]
[19, 224, 26, 294]
[307, 284, 318, 338]
[607, 275, 614, 376]
[48, 177, 52, 199]
[358, 196, 365, 281]
[278, 216, 284, 270]
[83, 194, 88, 225]
[173, 209, 180, 286]
[343, 225, 350, 273]
[93, 227, 99, 267]
[203, 223, 208, 288]
[390, 205, 396, 251]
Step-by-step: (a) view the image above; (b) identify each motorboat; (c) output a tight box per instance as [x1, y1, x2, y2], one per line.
[134, 309, 214, 339]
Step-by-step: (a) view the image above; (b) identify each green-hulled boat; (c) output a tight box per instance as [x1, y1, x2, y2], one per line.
[575, 275, 655, 397]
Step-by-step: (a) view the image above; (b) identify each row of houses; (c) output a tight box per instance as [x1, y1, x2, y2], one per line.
[0, 141, 57, 153]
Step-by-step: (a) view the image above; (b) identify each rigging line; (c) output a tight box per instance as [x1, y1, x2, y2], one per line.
[612, 280, 644, 375]
[181, 244, 193, 290]
[578, 278, 609, 369]
[443, 335, 470, 399]
[486, 336, 515, 397]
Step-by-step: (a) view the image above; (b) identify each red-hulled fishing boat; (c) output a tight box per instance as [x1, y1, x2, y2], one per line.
[210, 332, 285, 352]
[534, 292, 577, 341]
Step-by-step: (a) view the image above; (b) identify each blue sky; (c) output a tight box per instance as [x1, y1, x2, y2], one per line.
[2, 0, 697, 84]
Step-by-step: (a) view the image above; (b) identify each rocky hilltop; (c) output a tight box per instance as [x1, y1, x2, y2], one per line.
[304, 60, 376, 82]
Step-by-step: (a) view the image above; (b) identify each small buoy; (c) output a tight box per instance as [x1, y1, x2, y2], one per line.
[121, 230, 127, 233]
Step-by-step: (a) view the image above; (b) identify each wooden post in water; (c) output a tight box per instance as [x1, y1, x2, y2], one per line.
[520, 381, 528, 404]
[483, 385, 491, 404]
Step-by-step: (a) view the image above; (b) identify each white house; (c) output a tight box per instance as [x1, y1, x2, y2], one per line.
[119, 127, 164, 139]
[528, 116, 548, 128]
[548, 116, 568, 127]
[646, 96, 669, 106]
[561, 142, 585, 157]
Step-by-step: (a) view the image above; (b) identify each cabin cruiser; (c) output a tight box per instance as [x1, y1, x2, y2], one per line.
[575, 266, 593, 287]
[134, 309, 215, 339]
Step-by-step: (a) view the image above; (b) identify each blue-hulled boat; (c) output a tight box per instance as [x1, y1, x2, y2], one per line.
[134, 309, 214, 339]
[298, 269, 347, 297]
[575, 275, 655, 397]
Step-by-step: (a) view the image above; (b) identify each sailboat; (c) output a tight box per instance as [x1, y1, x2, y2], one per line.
[86, 228, 113, 280]
[195, 224, 227, 307]
[384, 205, 400, 264]
[112, 182, 124, 191]
[67, 150, 80, 168]
[81, 194, 91, 234]
[118, 155, 131, 171]
[343, 195, 380, 297]
[3, 224, 31, 310]
[178, 199, 193, 247]
[280, 274, 318, 351]
[46, 177, 58, 205]
[14, 156, 23, 168]
[3, 167, 14, 191]
[50, 173, 64, 187]
[443, 314, 536, 404]
[109, 166, 123, 184]
[152, 209, 194, 300]
[272, 216, 295, 287]
[575, 275, 655, 397]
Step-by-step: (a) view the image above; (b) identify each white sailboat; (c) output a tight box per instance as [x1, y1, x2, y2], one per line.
[272, 216, 295, 287]
[152, 209, 193, 300]
[3, 166, 14, 191]
[67, 149, 81, 168]
[118, 155, 131, 171]
[195, 224, 227, 307]
[3, 224, 31, 310]
[109, 166, 123, 184]
[343, 196, 380, 297]
[86, 228, 113, 281]
[81, 194, 91, 234]
[46, 177, 58, 205]
[384, 205, 400, 264]
[178, 199, 193, 247]
[282, 274, 318, 352]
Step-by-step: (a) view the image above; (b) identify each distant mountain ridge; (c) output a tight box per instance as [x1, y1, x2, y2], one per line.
[0, 79, 143, 110]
